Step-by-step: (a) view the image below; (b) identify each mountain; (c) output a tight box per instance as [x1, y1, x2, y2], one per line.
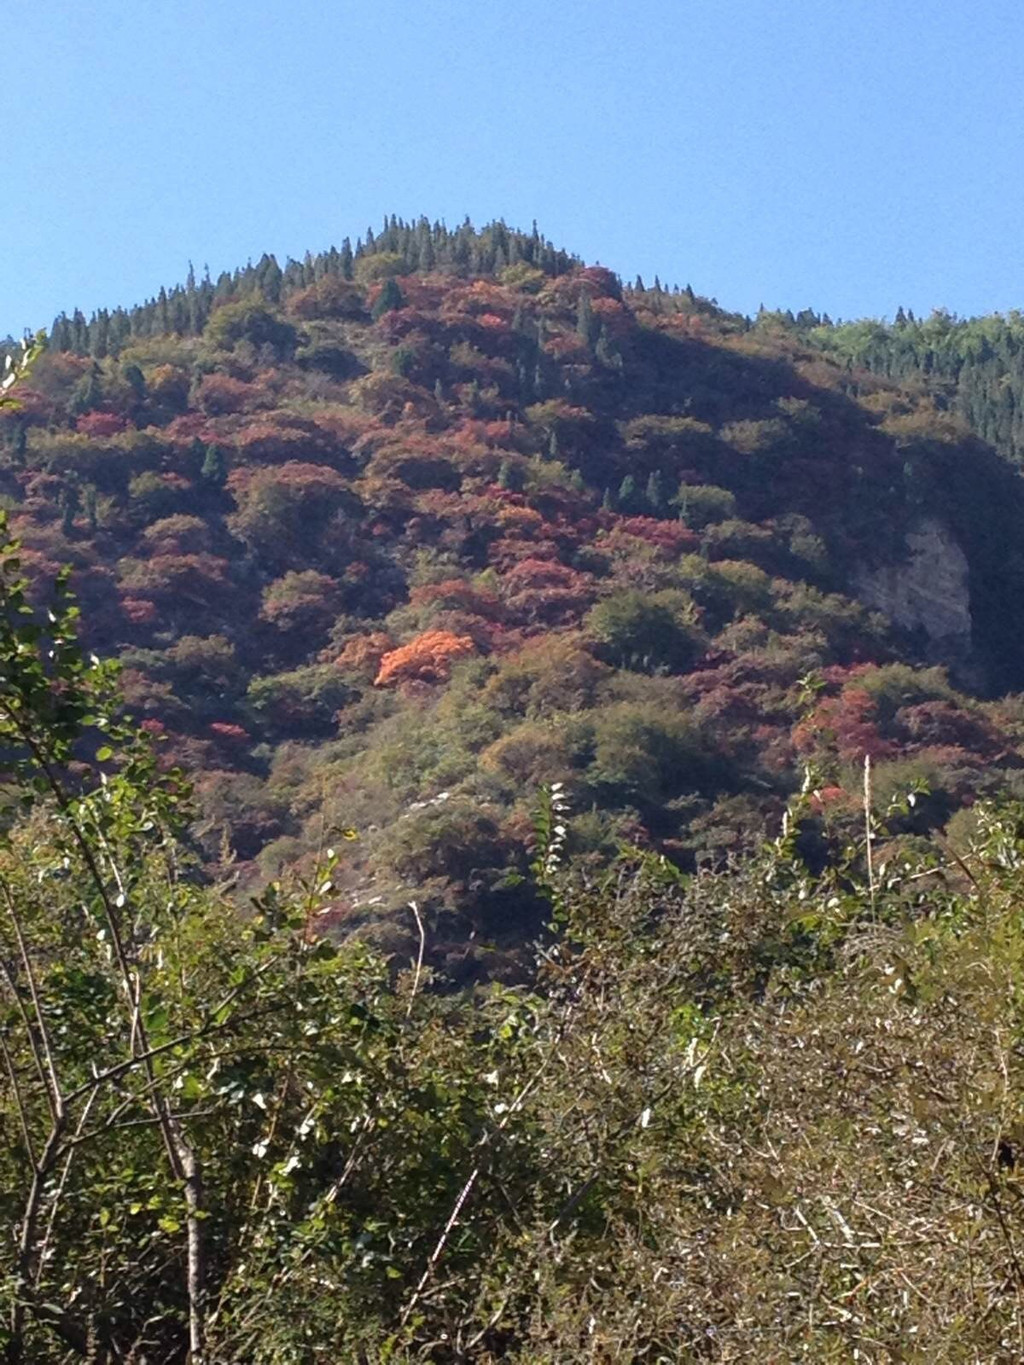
[10, 221, 1024, 1360]
[6, 217, 1024, 976]
[804, 306, 1024, 467]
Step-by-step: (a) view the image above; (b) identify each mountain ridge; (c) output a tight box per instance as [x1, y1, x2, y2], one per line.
[5, 217, 1024, 973]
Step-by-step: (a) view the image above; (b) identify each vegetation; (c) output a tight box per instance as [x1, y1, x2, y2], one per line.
[8, 218, 1024, 975]
[6, 523, 1024, 1359]
[11, 221, 1024, 1356]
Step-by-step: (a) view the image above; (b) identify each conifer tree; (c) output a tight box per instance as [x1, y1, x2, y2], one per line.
[576, 291, 597, 347]
[60, 480, 80, 536]
[84, 484, 98, 533]
[372, 277, 404, 320]
[618, 474, 638, 511]
[646, 469, 665, 514]
[71, 365, 103, 415]
[201, 443, 227, 487]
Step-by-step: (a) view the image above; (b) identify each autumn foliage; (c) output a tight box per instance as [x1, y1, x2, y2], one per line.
[375, 630, 476, 687]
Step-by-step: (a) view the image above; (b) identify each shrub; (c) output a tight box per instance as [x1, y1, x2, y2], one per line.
[586, 588, 702, 673]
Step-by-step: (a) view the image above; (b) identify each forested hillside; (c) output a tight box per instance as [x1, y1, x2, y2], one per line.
[9, 220, 1024, 1359]
[804, 308, 1024, 467]
[7, 217, 1024, 975]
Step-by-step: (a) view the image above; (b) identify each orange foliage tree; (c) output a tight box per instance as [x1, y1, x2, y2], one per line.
[374, 630, 475, 687]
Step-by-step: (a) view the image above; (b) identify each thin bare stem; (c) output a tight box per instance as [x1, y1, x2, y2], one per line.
[863, 753, 875, 912]
[406, 900, 426, 1019]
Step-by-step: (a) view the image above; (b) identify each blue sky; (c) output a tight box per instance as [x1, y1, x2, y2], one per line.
[4, 0, 1024, 335]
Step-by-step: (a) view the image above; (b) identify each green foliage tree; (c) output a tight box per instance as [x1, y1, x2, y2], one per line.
[371, 275, 405, 321]
[204, 301, 297, 357]
[586, 588, 702, 673]
[200, 441, 227, 487]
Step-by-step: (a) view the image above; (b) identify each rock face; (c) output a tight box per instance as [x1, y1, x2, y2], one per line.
[854, 517, 972, 665]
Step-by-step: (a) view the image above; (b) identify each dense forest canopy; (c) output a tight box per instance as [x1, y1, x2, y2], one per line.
[4, 491, 1024, 1359]
[6, 216, 1024, 978]
[7, 217, 1024, 1358]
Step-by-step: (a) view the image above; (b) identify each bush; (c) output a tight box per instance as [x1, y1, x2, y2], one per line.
[586, 588, 703, 673]
[246, 664, 352, 736]
[204, 301, 297, 357]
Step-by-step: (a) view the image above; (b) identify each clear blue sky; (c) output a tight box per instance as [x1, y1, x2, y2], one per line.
[4, 0, 1024, 335]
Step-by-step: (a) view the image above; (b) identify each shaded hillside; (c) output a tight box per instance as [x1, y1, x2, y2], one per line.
[6, 218, 1024, 971]
[791, 305, 1024, 468]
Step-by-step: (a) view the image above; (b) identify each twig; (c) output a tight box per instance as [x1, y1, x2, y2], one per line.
[863, 754, 875, 912]
[406, 900, 426, 1019]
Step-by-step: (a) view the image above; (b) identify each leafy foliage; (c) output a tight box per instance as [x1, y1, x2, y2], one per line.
[6, 531, 1024, 1357]
[8, 218, 1024, 970]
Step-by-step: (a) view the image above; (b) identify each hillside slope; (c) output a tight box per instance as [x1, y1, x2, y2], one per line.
[7, 218, 1024, 973]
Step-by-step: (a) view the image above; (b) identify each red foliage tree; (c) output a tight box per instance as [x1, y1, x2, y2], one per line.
[76, 411, 128, 438]
[375, 630, 476, 687]
[793, 688, 896, 764]
[333, 631, 395, 678]
[501, 558, 596, 625]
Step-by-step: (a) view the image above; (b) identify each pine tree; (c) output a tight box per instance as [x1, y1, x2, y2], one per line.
[71, 365, 103, 415]
[8, 420, 26, 466]
[576, 291, 597, 347]
[618, 474, 638, 511]
[60, 480, 80, 537]
[201, 443, 227, 487]
[122, 363, 146, 404]
[372, 277, 404, 321]
[646, 469, 665, 514]
[49, 314, 70, 350]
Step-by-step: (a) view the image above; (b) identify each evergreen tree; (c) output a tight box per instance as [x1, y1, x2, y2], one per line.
[84, 484, 98, 533]
[71, 365, 103, 415]
[371, 277, 404, 321]
[8, 419, 26, 466]
[60, 480, 80, 536]
[201, 443, 227, 487]
[646, 469, 665, 514]
[618, 474, 638, 511]
[122, 362, 146, 404]
[576, 291, 597, 347]
[497, 460, 525, 492]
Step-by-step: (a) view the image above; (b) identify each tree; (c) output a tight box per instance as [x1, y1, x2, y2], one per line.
[70, 363, 103, 415]
[0, 336, 44, 410]
[617, 473, 639, 512]
[200, 442, 227, 486]
[226, 461, 353, 568]
[204, 301, 297, 357]
[645, 468, 665, 514]
[576, 289, 598, 346]
[586, 588, 702, 673]
[371, 276, 405, 321]
[375, 629, 475, 686]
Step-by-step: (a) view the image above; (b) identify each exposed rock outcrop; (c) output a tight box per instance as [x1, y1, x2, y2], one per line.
[854, 517, 972, 666]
